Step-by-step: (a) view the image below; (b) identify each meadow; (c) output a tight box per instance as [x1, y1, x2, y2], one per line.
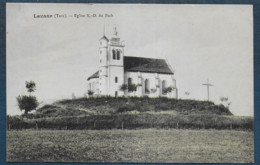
[7, 129, 254, 163]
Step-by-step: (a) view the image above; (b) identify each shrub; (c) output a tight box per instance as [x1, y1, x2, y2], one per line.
[6, 113, 253, 130]
[128, 84, 137, 92]
[162, 87, 174, 94]
[138, 104, 155, 112]
[88, 90, 94, 96]
[120, 84, 137, 92]
[117, 102, 136, 113]
[155, 103, 169, 110]
[119, 84, 128, 91]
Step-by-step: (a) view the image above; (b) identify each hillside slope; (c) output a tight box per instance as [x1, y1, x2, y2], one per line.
[33, 96, 232, 118]
[8, 97, 254, 130]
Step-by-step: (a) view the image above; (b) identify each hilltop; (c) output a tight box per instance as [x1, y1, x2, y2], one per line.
[7, 97, 254, 130]
[33, 96, 232, 118]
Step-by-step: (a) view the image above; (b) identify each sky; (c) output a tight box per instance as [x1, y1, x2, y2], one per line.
[6, 3, 253, 116]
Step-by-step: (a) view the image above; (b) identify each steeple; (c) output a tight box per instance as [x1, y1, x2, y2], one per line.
[100, 22, 108, 41]
[106, 25, 124, 97]
[111, 25, 120, 44]
[103, 22, 106, 36]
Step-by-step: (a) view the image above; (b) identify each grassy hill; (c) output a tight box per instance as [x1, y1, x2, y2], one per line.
[7, 97, 253, 130]
[34, 96, 232, 118]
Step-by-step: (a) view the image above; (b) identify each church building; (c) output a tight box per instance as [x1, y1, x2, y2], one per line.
[87, 27, 178, 98]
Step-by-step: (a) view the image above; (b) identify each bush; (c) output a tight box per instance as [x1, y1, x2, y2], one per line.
[137, 104, 155, 112]
[119, 84, 128, 91]
[6, 113, 253, 131]
[162, 87, 174, 94]
[117, 102, 136, 113]
[88, 90, 94, 96]
[155, 103, 169, 110]
[119, 84, 137, 92]
[128, 84, 137, 92]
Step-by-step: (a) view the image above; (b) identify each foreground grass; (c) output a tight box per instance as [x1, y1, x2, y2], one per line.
[7, 129, 254, 163]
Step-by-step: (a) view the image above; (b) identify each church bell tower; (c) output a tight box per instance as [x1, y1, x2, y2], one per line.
[107, 26, 125, 96]
[98, 26, 125, 96]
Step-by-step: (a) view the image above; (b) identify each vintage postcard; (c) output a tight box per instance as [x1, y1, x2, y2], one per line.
[6, 3, 254, 163]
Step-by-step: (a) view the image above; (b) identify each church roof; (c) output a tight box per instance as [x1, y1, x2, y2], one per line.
[99, 35, 109, 41]
[87, 71, 99, 80]
[124, 56, 174, 74]
[87, 56, 173, 80]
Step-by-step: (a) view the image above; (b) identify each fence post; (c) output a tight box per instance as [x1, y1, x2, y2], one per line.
[121, 121, 124, 130]
[65, 121, 68, 130]
[8, 123, 11, 130]
[177, 122, 179, 129]
[94, 121, 96, 128]
[230, 124, 232, 130]
[36, 122, 38, 130]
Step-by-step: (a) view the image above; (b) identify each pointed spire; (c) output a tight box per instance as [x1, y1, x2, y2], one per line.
[103, 21, 106, 36]
[99, 20, 108, 41]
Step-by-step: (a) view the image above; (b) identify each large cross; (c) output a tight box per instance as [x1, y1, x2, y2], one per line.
[202, 79, 213, 101]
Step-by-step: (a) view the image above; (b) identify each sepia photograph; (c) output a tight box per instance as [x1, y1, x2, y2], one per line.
[6, 3, 254, 163]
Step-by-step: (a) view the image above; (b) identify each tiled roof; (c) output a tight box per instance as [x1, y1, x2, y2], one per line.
[124, 56, 173, 74]
[87, 56, 173, 80]
[87, 71, 99, 80]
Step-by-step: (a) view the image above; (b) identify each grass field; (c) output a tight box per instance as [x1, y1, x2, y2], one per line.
[7, 129, 254, 163]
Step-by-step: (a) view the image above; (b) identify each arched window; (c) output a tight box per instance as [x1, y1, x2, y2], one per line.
[128, 78, 132, 85]
[117, 50, 120, 60]
[128, 78, 133, 92]
[115, 91, 118, 97]
[145, 79, 150, 94]
[162, 80, 167, 95]
[115, 77, 118, 83]
[112, 49, 116, 59]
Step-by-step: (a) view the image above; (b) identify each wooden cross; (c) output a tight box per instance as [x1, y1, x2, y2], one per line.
[202, 79, 213, 101]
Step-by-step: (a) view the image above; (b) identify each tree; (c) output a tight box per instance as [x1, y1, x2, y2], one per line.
[26, 81, 36, 94]
[17, 80, 39, 114]
[17, 95, 39, 114]
[220, 96, 231, 109]
[88, 90, 94, 97]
